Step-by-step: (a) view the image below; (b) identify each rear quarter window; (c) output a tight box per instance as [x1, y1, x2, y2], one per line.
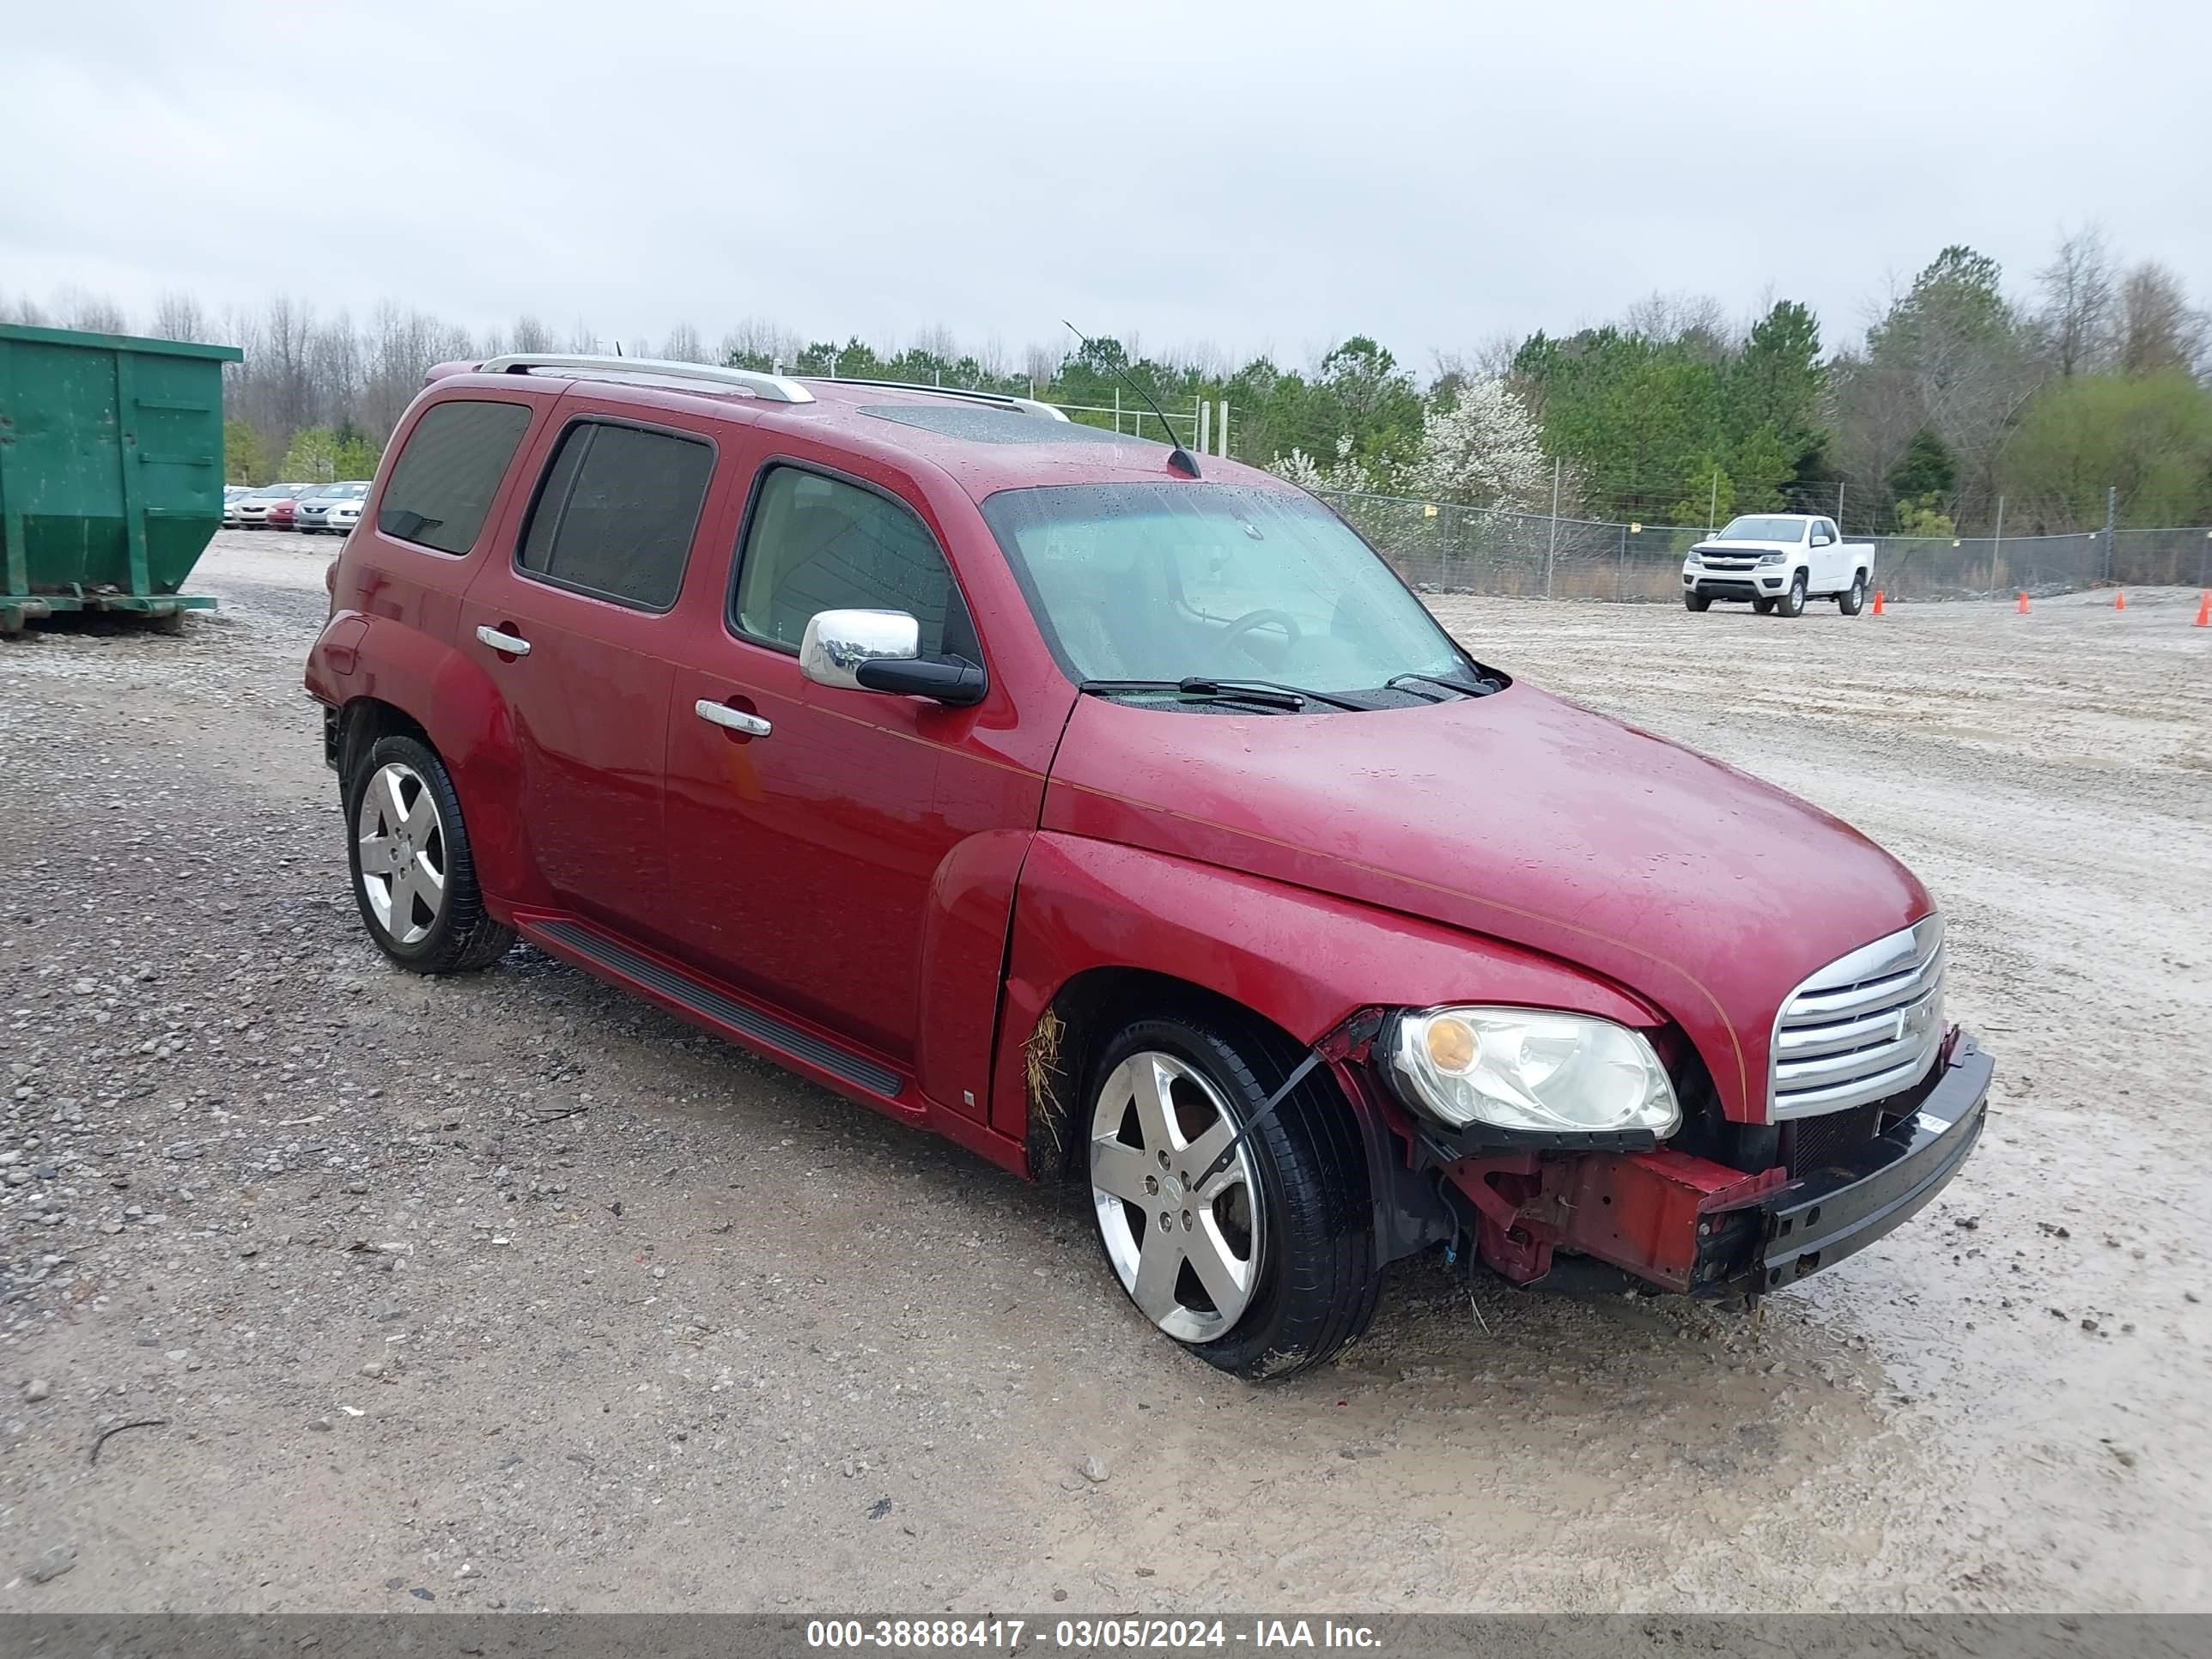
[376, 399, 534, 555]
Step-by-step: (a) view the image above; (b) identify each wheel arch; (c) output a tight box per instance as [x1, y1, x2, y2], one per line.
[1022, 964, 1304, 1183]
[334, 696, 431, 784]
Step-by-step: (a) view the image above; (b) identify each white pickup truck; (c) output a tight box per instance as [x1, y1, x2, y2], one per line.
[1680, 514, 1875, 617]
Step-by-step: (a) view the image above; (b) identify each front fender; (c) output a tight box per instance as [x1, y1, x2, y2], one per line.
[988, 832, 1658, 1144]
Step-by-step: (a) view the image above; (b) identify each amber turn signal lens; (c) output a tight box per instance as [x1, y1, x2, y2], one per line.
[1423, 1016, 1479, 1075]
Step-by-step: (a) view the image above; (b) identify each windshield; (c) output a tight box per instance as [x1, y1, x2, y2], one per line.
[1714, 516, 1804, 542]
[979, 483, 1468, 696]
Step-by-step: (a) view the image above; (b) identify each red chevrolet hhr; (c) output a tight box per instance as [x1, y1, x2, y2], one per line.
[305, 355, 1990, 1378]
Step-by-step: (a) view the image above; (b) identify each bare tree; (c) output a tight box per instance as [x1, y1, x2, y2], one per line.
[1620, 291, 1733, 359]
[56, 287, 130, 334]
[660, 321, 708, 363]
[2034, 225, 2116, 377]
[908, 323, 959, 365]
[150, 292, 211, 343]
[511, 314, 556, 354]
[356, 302, 469, 441]
[2114, 261, 2207, 375]
[308, 310, 363, 428]
[1023, 341, 1060, 392]
[720, 316, 802, 368]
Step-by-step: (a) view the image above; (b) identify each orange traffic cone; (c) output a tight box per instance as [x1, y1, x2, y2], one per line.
[1871, 589, 1886, 616]
[2016, 591, 2030, 613]
[2195, 591, 2209, 628]
[2115, 589, 2127, 611]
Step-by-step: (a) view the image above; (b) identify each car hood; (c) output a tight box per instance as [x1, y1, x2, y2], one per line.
[1042, 684, 1932, 1122]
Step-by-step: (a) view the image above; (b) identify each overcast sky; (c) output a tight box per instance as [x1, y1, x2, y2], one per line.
[6, 0, 2206, 371]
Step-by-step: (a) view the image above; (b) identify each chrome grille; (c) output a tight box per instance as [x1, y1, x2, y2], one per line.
[1771, 916, 1945, 1120]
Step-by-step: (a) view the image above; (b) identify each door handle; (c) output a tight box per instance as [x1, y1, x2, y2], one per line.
[695, 699, 771, 738]
[475, 624, 532, 657]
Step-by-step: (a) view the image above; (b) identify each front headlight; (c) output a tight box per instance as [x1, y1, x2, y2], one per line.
[1389, 1007, 1680, 1137]
[1757, 551, 1786, 564]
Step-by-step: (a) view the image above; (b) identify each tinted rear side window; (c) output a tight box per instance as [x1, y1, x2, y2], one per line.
[517, 421, 714, 611]
[376, 400, 533, 555]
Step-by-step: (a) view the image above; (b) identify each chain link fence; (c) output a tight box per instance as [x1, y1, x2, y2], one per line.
[1315, 491, 2212, 603]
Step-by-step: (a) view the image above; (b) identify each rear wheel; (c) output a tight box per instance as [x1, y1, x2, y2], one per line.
[1777, 572, 1808, 617]
[1838, 573, 1867, 615]
[344, 734, 514, 974]
[1086, 1012, 1376, 1380]
[1682, 591, 1711, 612]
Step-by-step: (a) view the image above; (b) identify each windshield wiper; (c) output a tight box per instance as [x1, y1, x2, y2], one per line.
[1385, 671, 1504, 702]
[1078, 677, 1364, 713]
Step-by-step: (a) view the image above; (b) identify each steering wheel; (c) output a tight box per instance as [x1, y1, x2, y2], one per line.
[1221, 608, 1302, 660]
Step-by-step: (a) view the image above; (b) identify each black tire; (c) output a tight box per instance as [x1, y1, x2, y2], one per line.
[1751, 597, 1776, 615]
[343, 733, 514, 975]
[1777, 572, 1808, 617]
[1085, 1011, 1377, 1382]
[1838, 572, 1867, 615]
[1683, 591, 1711, 612]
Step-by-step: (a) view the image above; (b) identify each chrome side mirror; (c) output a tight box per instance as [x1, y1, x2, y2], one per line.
[799, 609, 921, 691]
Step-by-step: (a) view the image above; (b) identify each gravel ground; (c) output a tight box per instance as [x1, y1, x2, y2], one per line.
[0, 533, 2205, 1613]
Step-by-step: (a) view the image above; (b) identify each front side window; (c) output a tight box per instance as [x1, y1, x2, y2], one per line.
[377, 399, 533, 555]
[517, 420, 714, 611]
[732, 466, 971, 658]
[979, 483, 1468, 696]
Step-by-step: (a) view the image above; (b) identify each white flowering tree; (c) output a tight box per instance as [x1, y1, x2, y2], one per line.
[1406, 378, 1551, 510]
[1269, 434, 1386, 497]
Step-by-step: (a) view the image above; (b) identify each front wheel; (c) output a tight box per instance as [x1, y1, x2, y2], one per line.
[344, 734, 515, 974]
[1777, 572, 1808, 617]
[1086, 1012, 1377, 1380]
[1838, 574, 1867, 615]
[1683, 591, 1711, 612]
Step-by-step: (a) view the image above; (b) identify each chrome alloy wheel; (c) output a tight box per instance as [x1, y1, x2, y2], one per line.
[1090, 1050, 1265, 1342]
[356, 762, 448, 946]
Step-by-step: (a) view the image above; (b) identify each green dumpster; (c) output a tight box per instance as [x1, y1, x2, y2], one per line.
[0, 322, 244, 633]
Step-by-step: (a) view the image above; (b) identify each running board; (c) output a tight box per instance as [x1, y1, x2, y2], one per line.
[528, 918, 904, 1100]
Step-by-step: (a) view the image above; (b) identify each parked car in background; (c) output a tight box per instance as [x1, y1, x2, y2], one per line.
[222, 485, 251, 527]
[234, 483, 313, 528]
[1681, 514, 1875, 617]
[306, 356, 1990, 1380]
[265, 495, 304, 531]
[326, 494, 366, 534]
[297, 481, 371, 533]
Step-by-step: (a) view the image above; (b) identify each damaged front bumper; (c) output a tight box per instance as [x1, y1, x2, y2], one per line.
[1437, 1030, 1993, 1295]
[1749, 1032, 1991, 1292]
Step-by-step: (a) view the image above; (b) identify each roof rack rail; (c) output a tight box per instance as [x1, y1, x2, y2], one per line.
[806, 377, 1069, 422]
[474, 354, 816, 404]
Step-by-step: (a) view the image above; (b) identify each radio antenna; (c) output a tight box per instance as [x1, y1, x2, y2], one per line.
[1062, 321, 1200, 478]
